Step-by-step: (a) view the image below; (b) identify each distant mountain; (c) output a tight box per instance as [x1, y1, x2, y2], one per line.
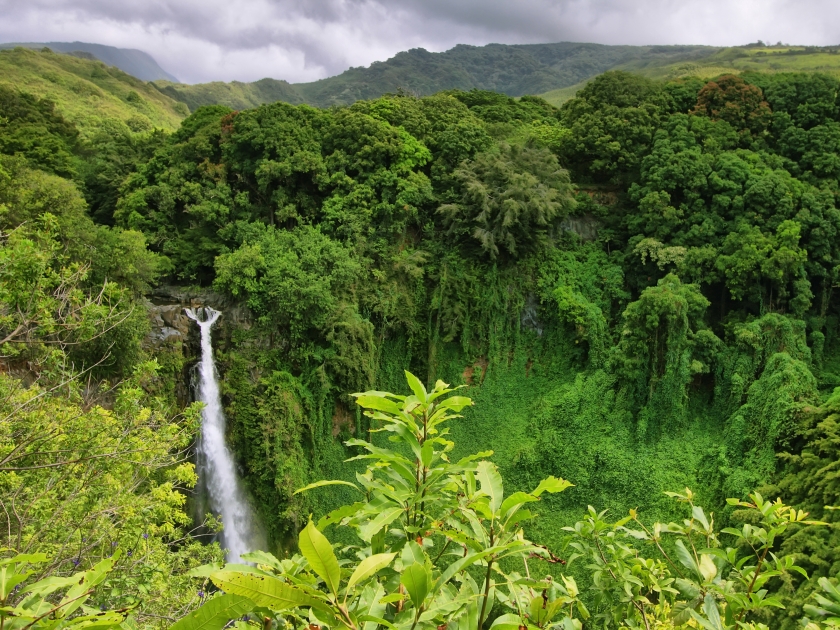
[154, 42, 720, 111]
[0, 41, 178, 82]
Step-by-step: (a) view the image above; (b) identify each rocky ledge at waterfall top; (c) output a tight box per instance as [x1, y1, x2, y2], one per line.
[144, 285, 252, 349]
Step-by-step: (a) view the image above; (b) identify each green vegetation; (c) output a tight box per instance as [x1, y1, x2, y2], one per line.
[0, 41, 180, 82]
[156, 43, 718, 111]
[4, 46, 840, 630]
[166, 374, 829, 630]
[149, 43, 840, 115]
[153, 78, 305, 112]
[0, 47, 187, 138]
[614, 45, 840, 87]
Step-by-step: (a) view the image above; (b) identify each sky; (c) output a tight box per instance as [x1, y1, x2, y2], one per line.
[0, 0, 838, 84]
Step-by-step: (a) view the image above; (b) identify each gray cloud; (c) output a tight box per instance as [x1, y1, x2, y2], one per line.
[0, 0, 837, 84]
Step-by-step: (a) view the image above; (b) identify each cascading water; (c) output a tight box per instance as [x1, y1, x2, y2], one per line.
[186, 307, 264, 562]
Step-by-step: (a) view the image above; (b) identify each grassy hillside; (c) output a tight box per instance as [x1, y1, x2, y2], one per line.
[0, 41, 179, 81]
[0, 46, 187, 138]
[539, 44, 840, 105]
[152, 77, 305, 111]
[157, 42, 719, 111]
[538, 79, 591, 107]
[636, 44, 840, 79]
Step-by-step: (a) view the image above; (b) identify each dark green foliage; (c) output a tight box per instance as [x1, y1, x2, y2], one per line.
[0, 85, 79, 177]
[153, 77, 305, 112]
[625, 113, 840, 315]
[438, 143, 575, 259]
[10, 60, 840, 626]
[214, 223, 373, 394]
[557, 72, 670, 183]
[746, 72, 840, 130]
[116, 106, 236, 281]
[613, 274, 718, 434]
[105, 74, 840, 580]
[762, 389, 840, 629]
[79, 122, 167, 224]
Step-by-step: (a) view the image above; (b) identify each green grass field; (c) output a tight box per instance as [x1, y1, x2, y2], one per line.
[0, 47, 187, 138]
[538, 45, 840, 104]
[539, 80, 592, 107]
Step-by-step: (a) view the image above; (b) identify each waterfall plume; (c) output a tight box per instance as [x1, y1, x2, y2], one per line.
[186, 307, 264, 562]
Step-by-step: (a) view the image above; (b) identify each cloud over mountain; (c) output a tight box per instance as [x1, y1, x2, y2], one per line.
[0, 0, 837, 84]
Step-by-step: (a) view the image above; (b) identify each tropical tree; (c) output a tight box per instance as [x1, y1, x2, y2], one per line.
[438, 143, 575, 260]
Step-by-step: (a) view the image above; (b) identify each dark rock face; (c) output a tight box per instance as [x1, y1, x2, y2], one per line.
[560, 214, 599, 241]
[146, 304, 193, 346]
[142, 286, 254, 409]
[144, 286, 252, 351]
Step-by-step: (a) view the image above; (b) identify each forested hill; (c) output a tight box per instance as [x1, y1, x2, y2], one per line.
[155, 42, 840, 111]
[153, 42, 719, 110]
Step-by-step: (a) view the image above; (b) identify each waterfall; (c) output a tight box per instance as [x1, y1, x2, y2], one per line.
[186, 307, 264, 562]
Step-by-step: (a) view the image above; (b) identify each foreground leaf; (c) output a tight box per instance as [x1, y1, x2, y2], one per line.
[476, 461, 504, 515]
[299, 519, 341, 597]
[347, 553, 396, 590]
[169, 594, 254, 630]
[401, 563, 431, 609]
[210, 572, 319, 610]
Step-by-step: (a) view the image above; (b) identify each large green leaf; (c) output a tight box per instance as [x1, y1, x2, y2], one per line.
[500, 491, 539, 519]
[1, 569, 34, 600]
[674, 539, 702, 580]
[691, 593, 725, 630]
[431, 396, 473, 413]
[185, 563, 224, 578]
[299, 519, 341, 597]
[488, 613, 522, 630]
[63, 610, 130, 629]
[210, 572, 319, 610]
[354, 396, 405, 416]
[294, 480, 362, 495]
[698, 553, 717, 582]
[59, 551, 120, 618]
[401, 541, 426, 568]
[240, 551, 285, 572]
[531, 476, 573, 497]
[359, 507, 404, 542]
[476, 461, 504, 515]
[0, 553, 47, 566]
[318, 502, 365, 530]
[347, 553, 396, 590]
[435, 548, 496, 592]
[168, 594, 254, 630]
[400, 563, 431, 609]
[404, 371, 427, 404]
[355, 582, 387, 630]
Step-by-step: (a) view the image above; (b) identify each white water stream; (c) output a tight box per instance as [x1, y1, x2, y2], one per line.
[186, 307, 264, 562]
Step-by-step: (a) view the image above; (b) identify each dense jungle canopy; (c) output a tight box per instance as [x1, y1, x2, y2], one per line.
[3, 58, 840, 630]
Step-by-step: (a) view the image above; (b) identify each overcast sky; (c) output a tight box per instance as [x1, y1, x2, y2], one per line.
[0, 0, 837, 84]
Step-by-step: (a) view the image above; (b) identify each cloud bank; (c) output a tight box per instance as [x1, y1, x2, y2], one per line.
[0, 0, 837, 84]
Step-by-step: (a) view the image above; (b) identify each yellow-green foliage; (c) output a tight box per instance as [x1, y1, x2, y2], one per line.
[0, 47, 187, 139]
[539, 80, 591, 107]
[635, 46, 840, 81]
[0, 366, 223, 626]
[152, 78, 305, 112]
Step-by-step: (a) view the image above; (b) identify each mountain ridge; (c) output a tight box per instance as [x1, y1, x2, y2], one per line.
[0, 41, 178, 82]
[155, 41, 721, 110]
